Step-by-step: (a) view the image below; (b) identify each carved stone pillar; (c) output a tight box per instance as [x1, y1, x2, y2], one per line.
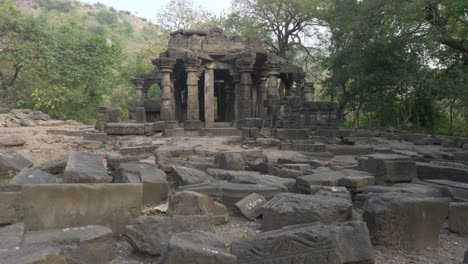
[132, 78, 145, 107]
[232, 73, 240, 126]
[158, 58, 176, 124]
[259, 74, 269, 120]
[184, 58, 202, 129]
[293, 71, 306, 98]
[204, 64, 214, 128]
[266, 57, 281, 128]
[236, 54, 256, 122]
[303, 82, 315, 102]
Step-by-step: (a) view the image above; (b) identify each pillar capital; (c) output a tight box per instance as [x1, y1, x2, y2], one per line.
[157, 57, 176, 72]
[131, 78, 145, 88]
[184, 58, 201, 72]
[236, 53, 256, 72]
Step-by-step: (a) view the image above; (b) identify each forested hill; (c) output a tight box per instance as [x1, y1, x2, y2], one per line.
[0, 0, 167, 121]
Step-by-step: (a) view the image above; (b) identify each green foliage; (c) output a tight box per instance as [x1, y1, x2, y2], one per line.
[95, 10, 118, 26]
[37, 0, 75, 13]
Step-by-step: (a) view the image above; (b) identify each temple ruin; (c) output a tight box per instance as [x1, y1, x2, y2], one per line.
[117, 28, 337, 137]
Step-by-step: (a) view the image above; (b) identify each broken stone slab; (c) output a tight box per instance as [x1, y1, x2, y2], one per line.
[0, 223, 24, 250]
[120, 145, 154, 156]
[234, 193, 267, 220]
[278, 167, 304, 179]
[46, 129, 85, 137]
[116, 162, 168, 206]
[63, 152, 110, 183]
[206, 168, 295, 191]
[449, 202, 468, 234]
[363, 193, 450, 249]
[180, 181, 284, 208]
[326, 145, 374, 155]
[311, 186, 351, 201]
[281, 163, 311, 172]
[277, 157, 323, 168]
[125, 215, 214, 256]
[262, 193, 352, 231]
[37, 155, 68, 175]
[106, 152, 151, 172]
[23, 225, 114, 264]
[231, 221, 374, 264]
[171, 165, 213, 186]
[10, 168, 57, 185]
[21, 184, 142, 234]
[82, 132, 108, 142]
[0, 151, 33, 180]
[296, 169, 375, 193]
[0, 134, 26, 147]
[0, 242, 67, 264]
[417, 162, 468, 183]
[0, 185, 22, 225]
[167, 191, 228, 225]
[214, 152, 245, 171]
[104, 123, 145, 135]
[357, 153, 416, 184]
[160, 230, 236, 264]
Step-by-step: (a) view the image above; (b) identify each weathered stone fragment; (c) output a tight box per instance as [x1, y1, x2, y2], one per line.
[207, 168, 294, 191]
[10, 168, 56, 185]
[0, 243, 67, 264]
[363, 193, 450, 249]
[0, 185, 22, 225]
[262, 193, 352, 230]
[38, 155, 68, 175]
[171, 165, 213, 186]
[104, 123, 144, 135]
[63, 152, 110, 183]
[0, 151, 33, 180]
[296, 169, 374, 193]
[234, 193, 267, 220]
[449, 202, 468, 234]
[22, 184, 142, 234]
[214, 152, 245, 171]
[0, 134, 26, 147]
[116, 162, 168, 206]
[0, 223, 24, 250]
[23, 225, 114, 264]
[231, 221, 374, 264]
[160, 231, 236, 264]
[167, 191, 228, 225]
[125, 215, 214, 255]
[417, 162, 468, 183]
[358, 153, 416, 184]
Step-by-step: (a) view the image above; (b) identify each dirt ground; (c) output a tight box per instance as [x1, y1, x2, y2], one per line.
[1, 125, 467, 263]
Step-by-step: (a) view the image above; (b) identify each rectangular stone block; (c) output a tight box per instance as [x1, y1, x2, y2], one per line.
[135, 107, 146, 123]
[104, 123, 145, 135]
[234, 193, 267, 220]
[0, 185, 22, 225]
[21, 184, 142, 234]
[275, 128, 310, 140]
[359, 154, 416, 184]
[119, 145, 154, 156]
[63, 152, 110, 183]
[83, 132, 108, 142]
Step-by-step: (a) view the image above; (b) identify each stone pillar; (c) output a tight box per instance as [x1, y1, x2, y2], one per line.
[135, 107, 146, 123]
[251, 78, 258, 117]
[132, 78, 145, 107]
[303, 82, 315, 102]
[266, 58, 281, 128]
[236, 54, 256, 123]
[232, 73, 240, 127]
[204, 65, 214, 128]
[259, 75, 269, 120]
[184, 58, 202, 129]
[158, 58, 176, 124]
[294, 71, 306, 98]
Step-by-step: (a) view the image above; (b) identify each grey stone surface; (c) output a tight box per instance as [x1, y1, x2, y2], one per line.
[207, 168, 295, 191]
[0, 134, 26, 147]
[167, 191, 228, 225]
[0, 223, 24, 250]
[358, 154, 416, 184]
[449, 202, 468, 234]
[22, 184, 142, 234]
[234, 193, 267, 220]
[63, 152, 110, 183]
[171, 165, 213, 186]
[0, 242, 67, 264]
[125, 215, 214, 256]
[296, 169, 374, 193]
[116, 162, 168, 206]
[214, 152, 245, 171]
[262, 193, 352, 231]
[0, 185, 22, 225]
[160, 231, 236, 264]
[38, 155, 68, 175]
[363, 193, 450, 249]
[231, 221, 374, 264]
[417, 162, 468, 183]
[23, 225, 114, 264]
[0, 151, 33, 180]
[10, 168, 56, 185]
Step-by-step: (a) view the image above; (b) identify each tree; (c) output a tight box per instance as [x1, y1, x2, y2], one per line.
[155, 0, 216, 32]
[228, 0, 328, 60]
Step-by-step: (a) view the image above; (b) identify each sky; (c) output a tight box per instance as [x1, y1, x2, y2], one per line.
[79, 0, 232, 21]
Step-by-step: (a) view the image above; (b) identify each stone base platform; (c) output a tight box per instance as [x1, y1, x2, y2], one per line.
[164, 127, 242, 137]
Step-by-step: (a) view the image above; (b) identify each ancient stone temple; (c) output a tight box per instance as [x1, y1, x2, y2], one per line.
[130, 28, 337, 134]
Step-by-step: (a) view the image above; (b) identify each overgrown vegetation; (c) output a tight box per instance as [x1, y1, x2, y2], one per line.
[1, 0, 466, 136]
